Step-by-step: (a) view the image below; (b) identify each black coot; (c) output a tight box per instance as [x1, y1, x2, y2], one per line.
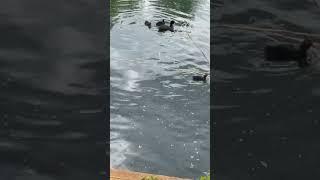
[144, 21, 151, 28]
[193, 74, 208, 81]
[158, 21, 175, 32]
[156, 19, 165, 26]
[264, 38, 313, 67]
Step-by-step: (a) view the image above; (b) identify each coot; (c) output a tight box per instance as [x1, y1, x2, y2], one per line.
[156, 19, 165, 26]
[193, 73, 208, 81]
[264, 38, 313, 67]
[145, 21, 151, 28]
[158, 21, 175, 32]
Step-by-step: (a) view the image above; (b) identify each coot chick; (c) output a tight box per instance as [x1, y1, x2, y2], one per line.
[145, 21, 151, 28]
[158, 21, 175, 32]
[193, 73, 208, 81]
[156, 19, 165, 26]
[264, 38, 313, 67]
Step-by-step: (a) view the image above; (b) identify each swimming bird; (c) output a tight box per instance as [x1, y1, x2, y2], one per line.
[264, 38, 313, 67]
[193, 73, 208, 81]
[144, 21, 151, 28]
[158, 21, 175, 32]
[156, 19, 165, 26]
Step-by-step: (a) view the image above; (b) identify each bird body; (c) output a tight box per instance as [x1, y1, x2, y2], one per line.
[158, 21, 175, 32]
[264, 38, 313, 67]
[156, 19, 165, 26]
[144, 21, 151, 28]
[265, 44, 298, 61]
[193, 74, 208, 81]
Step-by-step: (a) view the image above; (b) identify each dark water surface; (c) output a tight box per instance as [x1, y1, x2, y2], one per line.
[110, 0, 210, 178]
[0, 1, 106, 179]
[214, 0, 320, 179]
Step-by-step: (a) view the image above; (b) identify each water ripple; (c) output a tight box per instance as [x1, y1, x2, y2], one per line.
[111, 0, 210, 177]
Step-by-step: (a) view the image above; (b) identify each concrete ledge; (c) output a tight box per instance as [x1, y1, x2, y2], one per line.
[110, 168, 190, 180]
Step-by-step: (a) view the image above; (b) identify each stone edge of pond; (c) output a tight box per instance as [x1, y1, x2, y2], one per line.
[110, 168, 192, 180]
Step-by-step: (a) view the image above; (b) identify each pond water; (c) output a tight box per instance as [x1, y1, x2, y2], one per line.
[0, 1, 106, 179]
[214, 0, 320, 179]
[110, 0, 210, 178]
